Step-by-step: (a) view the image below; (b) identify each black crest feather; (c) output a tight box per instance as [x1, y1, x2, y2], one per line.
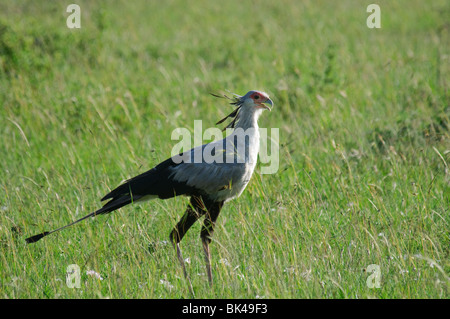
[210, 92, 243, 131]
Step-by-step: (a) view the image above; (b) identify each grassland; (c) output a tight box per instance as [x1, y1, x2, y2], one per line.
[0, 0, 449, 298]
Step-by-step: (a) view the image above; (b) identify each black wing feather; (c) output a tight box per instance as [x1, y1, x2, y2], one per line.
[101, 157, 196, 202]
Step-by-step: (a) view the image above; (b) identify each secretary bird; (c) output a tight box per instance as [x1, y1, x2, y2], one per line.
[26, 90, 273, 290]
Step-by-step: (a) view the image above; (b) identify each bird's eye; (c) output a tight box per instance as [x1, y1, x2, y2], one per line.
[254, 95, 259, 99]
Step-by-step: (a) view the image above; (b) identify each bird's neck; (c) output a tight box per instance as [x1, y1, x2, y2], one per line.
[234, 108, 263, 130]
[227, 108, 262, 165]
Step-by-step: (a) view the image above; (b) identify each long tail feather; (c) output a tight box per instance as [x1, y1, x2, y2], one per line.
[25, 211, 98, 243]
[25, 195, 136, 244]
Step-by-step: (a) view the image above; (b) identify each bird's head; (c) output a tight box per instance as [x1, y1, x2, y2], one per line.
[239, 90, 273, 111]
[213, 90, 273, 130]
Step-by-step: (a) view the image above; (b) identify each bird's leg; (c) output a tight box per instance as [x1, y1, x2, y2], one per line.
[169, 196, 204, 297]
[201, 236, 213, 286]
[174, 242, 195, 297]
[170, 197, 206, 246]
[200, 200, 223, 287]
[172, 241, 187, 277]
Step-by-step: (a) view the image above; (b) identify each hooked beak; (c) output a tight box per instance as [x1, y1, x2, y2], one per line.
[260, 98, 273, 111]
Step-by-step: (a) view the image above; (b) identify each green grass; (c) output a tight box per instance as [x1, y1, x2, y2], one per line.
[0, 0, 449, 298]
